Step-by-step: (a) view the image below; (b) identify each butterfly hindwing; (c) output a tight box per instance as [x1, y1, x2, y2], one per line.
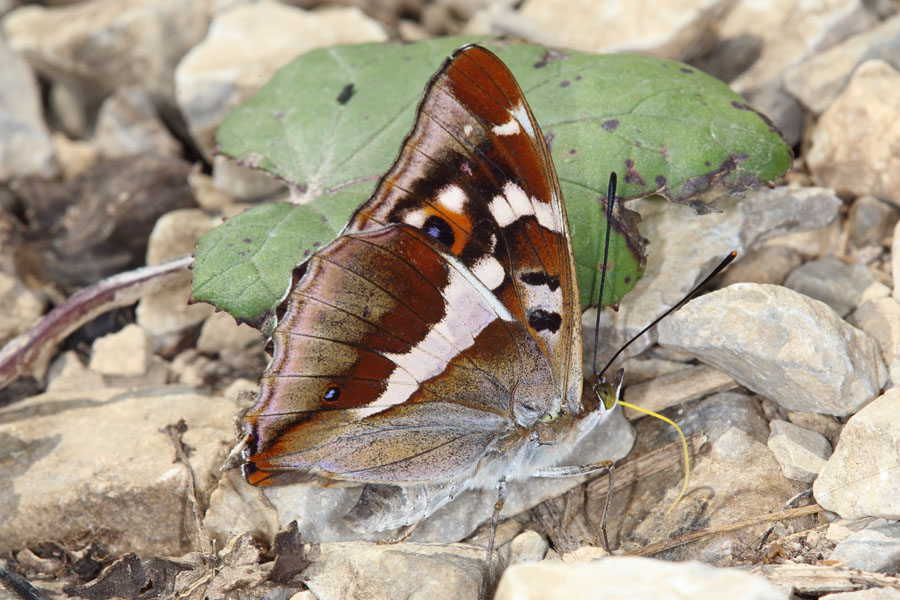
[243, 225, 553, 485]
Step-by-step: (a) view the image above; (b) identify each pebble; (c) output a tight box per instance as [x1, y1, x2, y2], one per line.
[807, 60, 900, 206]
[175, 0, 387, 161]
[495, 556, 788, 600]
[814, 387, 900, 520]
[3, 0, 211, 110]
[0, 271, 45, 346]
[847, 195, 899, 248]
[303, 542, 486, 600]
[88, 323, 151, 376]
[135, 208, 215, 349]
[0, 386, 237, 557]
[657, 283, 887, 416]
[766, 420, 832, 483]
[0, 33, 56, 180]
[829, 518, 900, 574]
[719, 0, 875, 145]
[784, 14, 900, 115]
[93, 86, 181, 158]
[784, 257, 882, 317]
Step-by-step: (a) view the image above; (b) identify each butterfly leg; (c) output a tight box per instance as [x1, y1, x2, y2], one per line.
[376, 519, 422, 545]
[480, 477, 507, 600]
[535, 460, 615, 552]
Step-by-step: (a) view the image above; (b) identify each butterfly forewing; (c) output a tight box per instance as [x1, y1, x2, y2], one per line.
[348, 44, 582, 414]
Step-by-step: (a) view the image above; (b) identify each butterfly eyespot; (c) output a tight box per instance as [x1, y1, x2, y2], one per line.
[322, 385, 341, 403]
[422, 215, 455, 248]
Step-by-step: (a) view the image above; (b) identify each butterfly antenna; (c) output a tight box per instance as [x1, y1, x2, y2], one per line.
[598, 250, 737, 377]
[591, 172, 617, 376]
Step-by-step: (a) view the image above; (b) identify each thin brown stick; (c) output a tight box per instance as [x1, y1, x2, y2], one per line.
[0, 255, 193, 389]
[632, 504, 824, 557]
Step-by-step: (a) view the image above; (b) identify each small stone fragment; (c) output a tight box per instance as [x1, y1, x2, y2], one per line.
[507, 530, 549, 565]
[848, 297, 900, 369]
[767, 420, 832, 483]
[807, 60, 900, 206]
[495, 556, 788, 600]
[847, 195, 899, 248]
[814, 387, 900, 519]
[784, 257, 880, 317]
[89, 323, 151, 376]
[829, 518, 900, 574]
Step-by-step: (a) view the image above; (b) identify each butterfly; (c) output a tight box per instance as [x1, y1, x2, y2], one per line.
[239, 44, 623, 543]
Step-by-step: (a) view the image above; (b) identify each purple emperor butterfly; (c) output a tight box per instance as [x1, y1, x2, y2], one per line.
[239, 44, 622, 536]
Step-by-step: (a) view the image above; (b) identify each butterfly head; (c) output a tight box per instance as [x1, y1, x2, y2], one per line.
[591, 368, 624, 413]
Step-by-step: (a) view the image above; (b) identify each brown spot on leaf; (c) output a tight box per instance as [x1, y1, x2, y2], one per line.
[602, 119, 620, 131]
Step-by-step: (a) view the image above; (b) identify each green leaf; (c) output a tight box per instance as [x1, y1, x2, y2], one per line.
[193, 37, 791, 322]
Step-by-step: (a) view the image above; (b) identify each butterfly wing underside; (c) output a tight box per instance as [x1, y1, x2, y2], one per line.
[241, 45, 582, 490]
[350, 44, 582, 414]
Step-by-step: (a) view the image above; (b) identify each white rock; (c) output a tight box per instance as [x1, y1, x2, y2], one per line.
[303, 542, 487, 600]
[0, 386, 237, 556]
[821, 588, 900, 600]
[46, 351, 106, 393]
[0, 271, 45, 346]
[785, 410, 842, 441]
[618, 394, 809, 565]
[495, 556, 788, 600]
[848, 297, 900, 369]
[196, 311, 263, 356]
[94, 86, 181, 158]
[893, 221, 900, 303]
[784, 14, 900, 115]
[826, 517, 877, 543]
[828, 518, 900, 573]
[718, 245, 803, 287]
[784, 257, 879, 317]
[507, 530, 549, 565]
[807, 60, 900, 206]
[767, 420, 832, 483]
[88, 323, 151, 376]
[211, 156, 286, 201]
[175, 1, 387, 161]
[51, 132, 99, 180]
[0, 34, 56, 180]
[847, 195, 900, 248]
[136, 209, 216, 347]
[2, 0, 212, 108]
[657, 283, 887, 416]
[509, 0, 733, 58]
[622, 363, 737, 420]
[721, 0, 875, 144]
[814, 387, 900, 520]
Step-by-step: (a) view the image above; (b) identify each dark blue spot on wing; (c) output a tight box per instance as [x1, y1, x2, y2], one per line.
[423, 215, 454, 248]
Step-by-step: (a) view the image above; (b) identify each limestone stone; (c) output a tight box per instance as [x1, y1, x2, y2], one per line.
[814, 388, 900, 520]
[657, 283, 887, 416]
[807, 60, 900, 206]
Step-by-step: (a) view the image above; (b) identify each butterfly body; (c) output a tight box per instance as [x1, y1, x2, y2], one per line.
[240, 44, 619, 535]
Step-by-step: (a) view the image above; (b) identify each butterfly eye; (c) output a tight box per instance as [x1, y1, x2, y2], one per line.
[322, 385, 341, 403]
[422, 215, 455, 248]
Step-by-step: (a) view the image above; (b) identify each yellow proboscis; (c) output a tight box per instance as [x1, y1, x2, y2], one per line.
[618, 400, 690, 517]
